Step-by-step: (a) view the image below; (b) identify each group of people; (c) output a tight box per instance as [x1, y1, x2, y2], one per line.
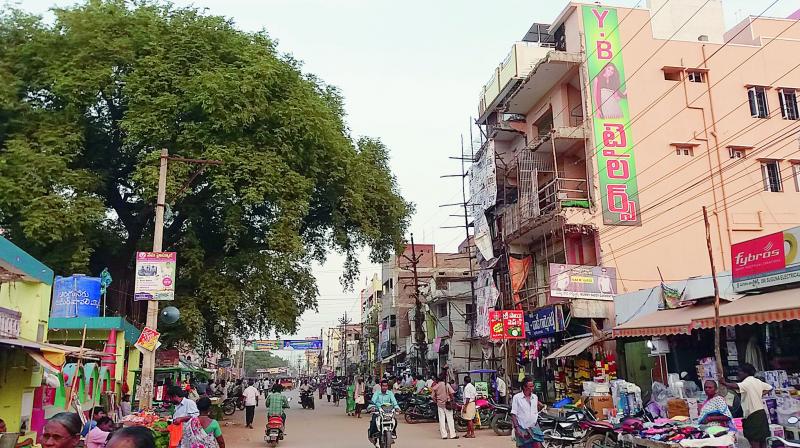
[38, 412, 155, 448]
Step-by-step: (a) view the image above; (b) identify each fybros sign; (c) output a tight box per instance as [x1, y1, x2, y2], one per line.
[583, 5, 641, 225]
[732, 226, 800, 291]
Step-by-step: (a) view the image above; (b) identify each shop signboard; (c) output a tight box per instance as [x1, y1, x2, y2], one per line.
[155, 348, 179, 368]
[549, 263, 617, 301]
[524, 306, 565, 339]
[732, 226, 800, 291]
[251, 340, 282, 351]
[134, 252, 177, 301]
[218, 358, 232, 368]
[583, 5, 641, 225]
[282, 339, 322, 350]
[489, 310, 526, 341]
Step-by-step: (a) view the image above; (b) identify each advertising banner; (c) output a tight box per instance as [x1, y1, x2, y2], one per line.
[135, 327, 160, 352]
[134, 252, 177, 301]
[489, 310, 526, 341]
[251, 340, 282, 351]
[732, 226, 800, 291]
[525, 306, 565, 339]
[549, 263, 617, 301]
[583, 5, 641, 225]
[282, 339, 323, 350]
[155, 348, 179, 368]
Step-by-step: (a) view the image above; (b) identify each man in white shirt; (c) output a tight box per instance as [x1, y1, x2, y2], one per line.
[512, 376, 545, 448]
[425, 375, 434, 389]
[167, 386, 199, 424]
[495, 370, 508, 405]
[461, 376, 478, 438]
[242, 379, 260, 429]
[720, 364, 772, 448]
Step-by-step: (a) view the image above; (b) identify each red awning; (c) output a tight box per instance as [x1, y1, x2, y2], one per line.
[613, 303, 716, 338]
[693, 288, 800, 329]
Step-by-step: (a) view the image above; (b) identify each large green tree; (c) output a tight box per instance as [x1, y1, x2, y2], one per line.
[0, 1, 411, 352]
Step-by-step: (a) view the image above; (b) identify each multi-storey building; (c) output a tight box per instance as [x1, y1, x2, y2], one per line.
[471, 0, 800, 381]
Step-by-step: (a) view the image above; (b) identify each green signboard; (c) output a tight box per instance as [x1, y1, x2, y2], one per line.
[583, 5, 641, 225]
[475, 381, 489, 398]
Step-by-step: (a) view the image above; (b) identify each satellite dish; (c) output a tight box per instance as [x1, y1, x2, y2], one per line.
[160, 306, 180, 324]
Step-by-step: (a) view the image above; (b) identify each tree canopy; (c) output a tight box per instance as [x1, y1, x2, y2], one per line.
[243, 351, 289, 377]
[0, 0, 411, 352]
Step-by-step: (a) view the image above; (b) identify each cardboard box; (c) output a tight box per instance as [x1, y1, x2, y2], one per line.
[589, 395, 615, 417]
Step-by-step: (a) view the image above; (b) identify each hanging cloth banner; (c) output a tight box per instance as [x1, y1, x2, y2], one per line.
[509, 256, 532, 307]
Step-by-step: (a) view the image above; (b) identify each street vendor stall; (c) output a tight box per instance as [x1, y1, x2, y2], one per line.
[130, 359, 210, 404]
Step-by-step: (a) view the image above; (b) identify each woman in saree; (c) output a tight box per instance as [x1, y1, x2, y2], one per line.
[698, 380, 734, 430]
[346, 378, 356, 416]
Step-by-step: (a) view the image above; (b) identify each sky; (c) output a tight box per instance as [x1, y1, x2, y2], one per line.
[18, 0, 799, 352]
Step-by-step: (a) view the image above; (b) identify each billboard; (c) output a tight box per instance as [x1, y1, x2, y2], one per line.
[489, 310, 526, 341]
[525, 306, 565, 339]
[732, 226, 800, 291]
[134, 252, 177, 301]
[549, 264, 617, 301]
[583, 5, 641, 225]
[282, 339, 322, 350]
[251, 340, 282, 351]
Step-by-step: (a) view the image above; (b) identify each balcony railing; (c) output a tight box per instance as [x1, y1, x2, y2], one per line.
[501, 178, 589, 239]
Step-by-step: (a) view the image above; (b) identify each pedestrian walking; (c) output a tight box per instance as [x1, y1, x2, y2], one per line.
[318, 381, 325, 400]
[346, 379, 356, 416]
[326, 383, 332, 402]
[511, 376, 545, 448]
[242, 379, 259, 429]
[461, 375, 477, 438]
[431, 373, 458, 440]
[354, 377, 366, 418]
[179, 396, 225, 448]
[495, 369, 508, 405]
[41, 412, 82, 448]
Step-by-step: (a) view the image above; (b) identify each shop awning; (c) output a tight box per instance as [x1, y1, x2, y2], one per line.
[0, 337, 67, 371]
[693, 288, 800, 329]
[546, 335, 601, 360]
[613, 303, 716, 338]
[380, 351, 403, 364]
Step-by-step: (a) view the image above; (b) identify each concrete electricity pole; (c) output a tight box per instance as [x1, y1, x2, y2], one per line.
[339, 312, 352, 377]
[138, 149, 222, 409]
[403, 233, 427, 376]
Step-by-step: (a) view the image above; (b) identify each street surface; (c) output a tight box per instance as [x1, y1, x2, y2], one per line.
[221, 389, 512, 448]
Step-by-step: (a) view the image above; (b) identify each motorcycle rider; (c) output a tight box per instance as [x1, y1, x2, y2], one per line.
[367, 379, 400, 444]
[266, 383, 290, 430]
[299, 380, 313, 407]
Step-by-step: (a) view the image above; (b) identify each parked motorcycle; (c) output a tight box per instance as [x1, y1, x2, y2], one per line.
[403, 395, 438, 423]
[222, 397, 238, 416]
[264, 415, 285, 447]
[370, 404, 397, 448]
[300, 390, 315, 410]
[490, 401, 512, 436]
[453, 398, 498, 432]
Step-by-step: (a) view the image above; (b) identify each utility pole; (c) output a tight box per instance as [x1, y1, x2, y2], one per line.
[138, 149, 222, 409]
[339, 312, 352, 377]
[403, 233, 427, 376]
[703, 206, 724, 377]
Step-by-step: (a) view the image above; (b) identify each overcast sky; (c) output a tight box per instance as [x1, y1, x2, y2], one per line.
[19, 0, 798, 352]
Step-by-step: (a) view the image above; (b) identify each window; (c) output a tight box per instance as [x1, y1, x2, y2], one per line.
[437, 303, 447, 318]
[779, 89, 799, 120]
[748, 86, 769, 118]
[664, 70, 681, 81]
[389, 314, 396, 327]
[762, 160, 783, 192]
[675, 146, 694, 156]
[729, 148, 745, 159]
[465, 304, 475, 323]
[687, 71, 705, 83]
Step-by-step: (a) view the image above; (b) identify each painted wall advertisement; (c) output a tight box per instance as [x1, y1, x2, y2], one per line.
[583, 5, 641, 225]
[524, 306, 565, 339]
[489, 310, 526, 341]
[134, 252, 177, 301]
[732, 226, 800, 291]
[549, 263, 617, 301]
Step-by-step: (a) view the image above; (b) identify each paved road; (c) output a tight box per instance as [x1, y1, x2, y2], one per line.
[221, 388, 513, 448]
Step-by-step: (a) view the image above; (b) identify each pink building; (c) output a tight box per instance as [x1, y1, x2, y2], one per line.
[473, 1, 800, 318]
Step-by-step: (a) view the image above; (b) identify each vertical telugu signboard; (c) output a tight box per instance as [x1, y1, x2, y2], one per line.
[583, 5, 641, 225]
[489, 310, 526, 341]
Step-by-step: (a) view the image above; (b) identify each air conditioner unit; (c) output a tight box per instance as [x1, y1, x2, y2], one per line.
[647, 338, 670, 355]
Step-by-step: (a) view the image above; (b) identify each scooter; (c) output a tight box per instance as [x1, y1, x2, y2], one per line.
[264, 415, 284, 447]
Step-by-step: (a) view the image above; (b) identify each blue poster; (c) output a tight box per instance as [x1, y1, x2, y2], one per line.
[282, 339, 322, 350]
[524, 306, 564, 339]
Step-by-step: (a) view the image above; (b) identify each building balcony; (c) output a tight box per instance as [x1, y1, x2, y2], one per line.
[500, 177, 589, 243]
[477, 43, 553, 123]
[505, 51, 582, 117]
